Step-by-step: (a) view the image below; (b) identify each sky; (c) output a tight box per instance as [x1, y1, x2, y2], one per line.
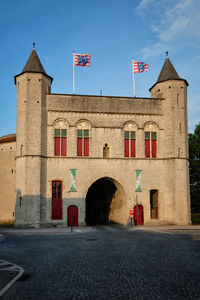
[0, 0, 200, 136]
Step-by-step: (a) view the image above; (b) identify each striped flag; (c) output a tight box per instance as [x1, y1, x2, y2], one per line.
[133, 61, 149, 73]
[73, 53, 91, 66]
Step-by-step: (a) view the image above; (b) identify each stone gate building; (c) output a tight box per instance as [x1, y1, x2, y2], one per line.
[0, 46, 191, 227]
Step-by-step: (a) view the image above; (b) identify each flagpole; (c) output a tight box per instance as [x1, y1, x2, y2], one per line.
[132, 58, 136, 97]
[73, 51, 75, 94]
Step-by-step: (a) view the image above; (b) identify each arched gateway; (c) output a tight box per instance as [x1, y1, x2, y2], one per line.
[85, 177, 127, 225]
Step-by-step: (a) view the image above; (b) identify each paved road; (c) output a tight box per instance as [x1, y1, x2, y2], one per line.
[0, 225, 200, 299]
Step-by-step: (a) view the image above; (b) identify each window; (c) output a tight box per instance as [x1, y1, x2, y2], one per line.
[76, 119, 91, 157]
[150, 189, 158, 218]
[77, 129, 89, 156]
[145, 132, 157, 158]
[54, 129, 67, 156]
[124, 131, 136, 157]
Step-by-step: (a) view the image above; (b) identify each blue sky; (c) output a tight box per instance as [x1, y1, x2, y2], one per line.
[0, 0, 200, 136]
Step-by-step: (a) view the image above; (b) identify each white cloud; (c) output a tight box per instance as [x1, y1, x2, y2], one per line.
[135, 0, 156, 13]
[141, 42, 167, 58]
[135, 0, 200, 58]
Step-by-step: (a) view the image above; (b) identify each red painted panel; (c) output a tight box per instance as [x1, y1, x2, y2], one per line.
[61, 137, 67, 156]
[152, 140, 157, 158]
[134, 205, 144, 225]
[84, 138, 89, 156]
[145, 140, 150, 158]
[124, 139, 129, 157]
[131, 139, 136, 157]
[55, 137, 60, 156]
[77, 138, 82, 156]
[52, 181, 62, 220]
[68, 205, 78, 226]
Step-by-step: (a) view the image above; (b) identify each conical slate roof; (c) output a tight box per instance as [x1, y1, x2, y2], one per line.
[22, 48, 46, 74]
[157, 57, 180, 83]
[14, 44, 53, 84]
[149, 53, 188, 91]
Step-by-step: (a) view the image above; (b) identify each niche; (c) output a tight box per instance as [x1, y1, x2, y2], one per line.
[103, 143, 110, 158]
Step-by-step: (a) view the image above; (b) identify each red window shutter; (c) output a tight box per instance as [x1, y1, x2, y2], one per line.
[145, 140, 150, 157]
[77, 138, 82, 156]
[152, 140, 157, 158]
[61, 137, 67, 156]
[55, 137, 60, 156]
[131, 139, 136, 157]
[124, 139, 129, 157]
[84, 138, 89, 156]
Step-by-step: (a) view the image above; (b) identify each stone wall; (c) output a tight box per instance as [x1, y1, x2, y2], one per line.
[13, 85, 191, 227]
[0, 138, 16, 222]
[38, 156, 191, 226]
[47, 110, 163, 159]
[47, 94, 163, 115]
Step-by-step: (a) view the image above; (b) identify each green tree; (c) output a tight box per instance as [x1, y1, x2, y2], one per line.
[189, 123, 200, 213]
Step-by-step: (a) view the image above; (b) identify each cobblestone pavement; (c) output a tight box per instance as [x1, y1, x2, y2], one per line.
[0, 225, 200, 299]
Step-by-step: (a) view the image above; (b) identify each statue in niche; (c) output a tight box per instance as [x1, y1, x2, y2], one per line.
[103, 143, 110, 158]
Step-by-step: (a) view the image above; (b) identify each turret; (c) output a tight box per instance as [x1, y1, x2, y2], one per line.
[150, 52, 189, 159]
[150, 52, 190, 225]
[14, 43, 53, 158]
[14, 44, 53, 227]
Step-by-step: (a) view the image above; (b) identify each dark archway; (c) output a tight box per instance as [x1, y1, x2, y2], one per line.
[85, 177, 126, 225]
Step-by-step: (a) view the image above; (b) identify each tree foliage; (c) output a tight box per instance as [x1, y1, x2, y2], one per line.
[189, 123, 200, 212]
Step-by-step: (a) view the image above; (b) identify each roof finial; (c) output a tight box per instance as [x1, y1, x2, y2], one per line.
[166, 51, 168, 57]
[33, 42, 35, 49]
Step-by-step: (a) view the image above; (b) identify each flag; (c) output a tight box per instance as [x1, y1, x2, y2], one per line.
[136, 170, 141, 192]
[73, 53, 91, 66]
[70, 169, 76, 192]
[133, 61, 149, 73]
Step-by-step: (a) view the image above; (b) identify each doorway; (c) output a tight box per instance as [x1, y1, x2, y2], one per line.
[68, 205, 78, 226]
[52, 181, 62, 220]
[134, 205, 144, 225]
[85, 177, 126, 225]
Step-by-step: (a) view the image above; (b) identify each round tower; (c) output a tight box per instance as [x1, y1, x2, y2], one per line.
[150, 52, 191, 225]
[14, 44, 53, 227]
[150, 52, 189, 159]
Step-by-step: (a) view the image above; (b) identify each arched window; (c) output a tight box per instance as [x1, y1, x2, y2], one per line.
[76, 120, 91, 157]
[144, 122, 159, 158]
[53, 119, 69, 157]
[150, 189, 158, 218]
[123, 122, 138, 158]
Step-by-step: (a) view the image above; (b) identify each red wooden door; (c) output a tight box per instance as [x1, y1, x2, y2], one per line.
[68, 205, 78, 226]
[134, 205, 144, 225]
[52, 181, 62, 219]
